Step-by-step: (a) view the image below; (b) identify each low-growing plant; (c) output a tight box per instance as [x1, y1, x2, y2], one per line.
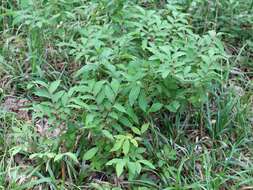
[25, 1, 229, 184]
[0, 0, 252, 189]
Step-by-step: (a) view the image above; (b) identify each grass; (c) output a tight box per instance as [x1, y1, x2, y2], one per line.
[0, 0, 252, 189]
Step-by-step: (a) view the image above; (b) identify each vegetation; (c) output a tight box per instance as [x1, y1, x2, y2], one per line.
[0, 0, 252, 189]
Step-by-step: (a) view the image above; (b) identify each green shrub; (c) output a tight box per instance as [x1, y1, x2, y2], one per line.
[29, 2, 227, 181]
[1, 0, 252, 189]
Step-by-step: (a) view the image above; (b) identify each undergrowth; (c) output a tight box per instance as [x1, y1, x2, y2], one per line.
[0, 0, 252, 189]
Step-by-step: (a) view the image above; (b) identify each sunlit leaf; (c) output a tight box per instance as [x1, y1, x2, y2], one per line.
[83, 147, 98, 160]
[49, 80, 61, 94]
[129, 85, 141, 106]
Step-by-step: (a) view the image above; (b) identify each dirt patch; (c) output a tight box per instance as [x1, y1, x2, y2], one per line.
[2, 97, 66, 138]
[2, 96, 31, 121]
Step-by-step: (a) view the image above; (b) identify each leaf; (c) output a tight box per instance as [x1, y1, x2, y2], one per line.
[54, 154, 63, 162]
[93, 81, 104, 96]
[116, 159, 126, 177]
[183, 66, 191, 75]
[141, 123, 149, 133]
[130, 138, 138, 147]
[83, 147, 98, 160]
[61, 92, 69, 105]
[139, 160, 155, 169]
[105, 85, 115, 103]
[75, 64, 95, 78]
[106, 158, 119, 166]
[63, 152, 78, 163]
[96, 89, 105, 104]
[20, 178, 53, 189]
[34, 89, 51, 99]
[54, 152, 78, 163]
[109, 112, 118, 120]
[113, 103, 127, 113]
[135, 162, 142, 174]
[102, 130, 114, 140]
[85, 114, 95, 125]
[10, 146, 22, 156]
[52, 90, 64, 102]
[127, 161, 137, 176]
[165, 101, 180, 112]
[29, 153, 40, 159]
[126, 106, 139, 124]
[160, 45, 172, 56]
[138, 91, 148, 112]
[70, 98, 90, 110]
[148, 103, 163, 113]
[172, 51, 186, 59]
[131, 127, 141, 135]
[162, 70, 171, 79]
[111, 79, 120, 94]
[33, 80, 48, 88]
[49, 80, 61, 94]
[129, 85, 141, 106]
[119, 116, 133, 127]
[111, 138, 124, 152]
[20, 0, 31, 9]
[122, 140, 130, 155]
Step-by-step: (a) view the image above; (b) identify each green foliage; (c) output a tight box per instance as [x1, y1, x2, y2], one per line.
[0, 0, 252, 189]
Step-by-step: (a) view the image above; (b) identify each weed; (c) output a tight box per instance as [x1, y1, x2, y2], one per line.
[0, 0, 252, 189]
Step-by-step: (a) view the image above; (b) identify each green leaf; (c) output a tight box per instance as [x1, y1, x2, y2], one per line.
[61, 93, 69, 105]
[70, 98, 90, 110]
[106, 158, 119, 166]
[20, 0, 31, 9]
[54, 152, 78, 162]
[109, 112, 118, 120]
[63, 152, 78, 163]
[102, 130, 114, 140]
[139, 160, 155, 169]
[138, 92, 148, 112]
[116, 159, 126, 177]
[165, 101, 180, 112]
[111, 138, 124, 152]
[141, 123, 149, 133]
[162, 70, 171, 79]
[54, 154, 63, 162]
[49, 80, 61, 94]
[148, 103, 163, 113]
[33, 80, 48, 88]
[111, 79, 120, 94]
[131, 127, 141, 135]
[11, 146, 23, 156]
[113, 103, 127, 113]
[96, 89, 105, 104]
[83, 147, 98, 160]
[105, 85, 115, 103]
[123, 140, 130, 155]
[52, 90, 64, 102]
[129, 85, 141, 106]
[126, 106, 139, 124]
[34, 89, 51, 99]
[85, 114, 95, 125]
[75, 64, 95, 78]
[130, 138, 138, 147]
[119, 116, 133, 127]
[93, 81, 104, 96]
[127, 161, 137, 176]
[135, 162, 142, 175]
[183, 66, 191, 75]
